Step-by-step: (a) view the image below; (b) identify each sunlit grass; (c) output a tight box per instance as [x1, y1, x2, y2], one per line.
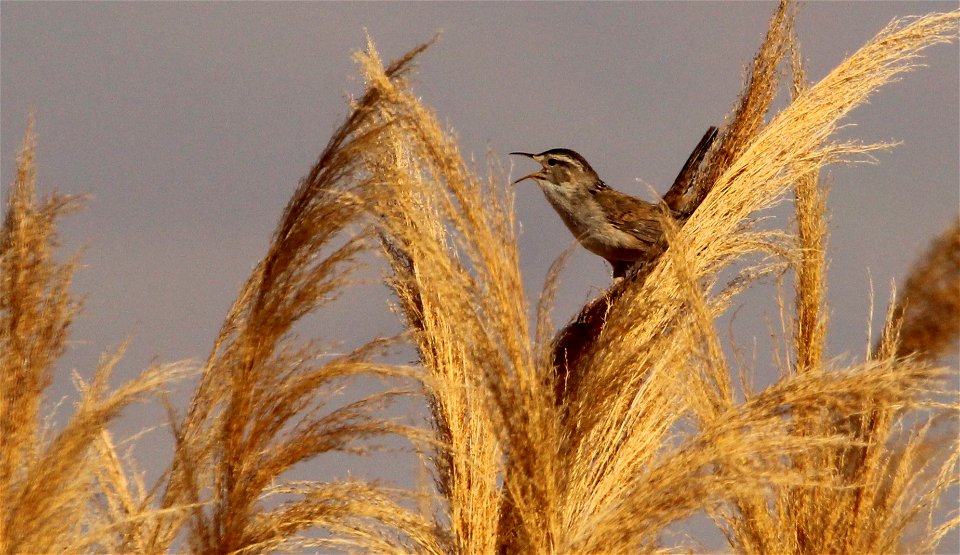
[2, 2, 957, 553]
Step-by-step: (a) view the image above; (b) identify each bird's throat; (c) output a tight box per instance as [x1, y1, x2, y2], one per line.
[540, 185, 608, 241]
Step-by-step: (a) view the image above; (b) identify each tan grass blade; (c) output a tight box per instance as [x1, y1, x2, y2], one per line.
[686, 0, 795, 216]
[1, 123, 188, 553]
[144, 42, 444, 554]
[1, 119, 83, 502]
[360, 40, 527, 552]
[552, 6, 956, 553]
[360, 6, 958, 553]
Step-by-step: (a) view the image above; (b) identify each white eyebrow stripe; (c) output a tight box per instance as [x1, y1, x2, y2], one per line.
[549, 155, 578, 166]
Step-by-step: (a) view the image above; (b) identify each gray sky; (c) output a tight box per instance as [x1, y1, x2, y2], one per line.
[2, 1, 958, 551]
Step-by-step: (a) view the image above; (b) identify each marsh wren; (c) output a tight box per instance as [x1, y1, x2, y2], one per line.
[511, 149, 668, 278]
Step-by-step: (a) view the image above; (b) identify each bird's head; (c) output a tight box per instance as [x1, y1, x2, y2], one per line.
[510, 148, 599, 192]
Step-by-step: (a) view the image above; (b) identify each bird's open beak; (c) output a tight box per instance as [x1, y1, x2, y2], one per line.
[509, 152, 544, 185]
[512, 170, 546, 185]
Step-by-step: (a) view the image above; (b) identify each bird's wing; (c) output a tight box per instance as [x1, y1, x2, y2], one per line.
[595, 188, 664, 245]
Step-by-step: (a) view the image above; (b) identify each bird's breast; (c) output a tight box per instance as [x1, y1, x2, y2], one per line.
[540, 187, 644, 260]
[541, 187, 603, 234]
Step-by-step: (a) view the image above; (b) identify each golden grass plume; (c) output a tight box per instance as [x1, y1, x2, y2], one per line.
[0, 121, 189, 554]
[360, 3, 958, 553]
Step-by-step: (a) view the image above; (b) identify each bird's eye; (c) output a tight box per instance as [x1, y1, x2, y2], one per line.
[547, 158, 558, 166]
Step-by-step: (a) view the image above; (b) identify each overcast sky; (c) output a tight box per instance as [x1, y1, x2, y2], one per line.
[2, 2, 958, 551]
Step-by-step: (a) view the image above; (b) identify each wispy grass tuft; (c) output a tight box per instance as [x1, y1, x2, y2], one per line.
[142, 43, 440, 554]
[360, 39, 537, 552]
[360, 3, 958, 553]
[1, 121, 188, 554]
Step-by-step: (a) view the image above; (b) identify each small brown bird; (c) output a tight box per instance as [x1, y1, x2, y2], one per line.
[511, 149, 666, 278]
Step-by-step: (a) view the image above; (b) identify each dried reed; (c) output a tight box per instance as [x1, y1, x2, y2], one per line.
[1, 122, 188, 554]
[362, 3, 958, 553]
